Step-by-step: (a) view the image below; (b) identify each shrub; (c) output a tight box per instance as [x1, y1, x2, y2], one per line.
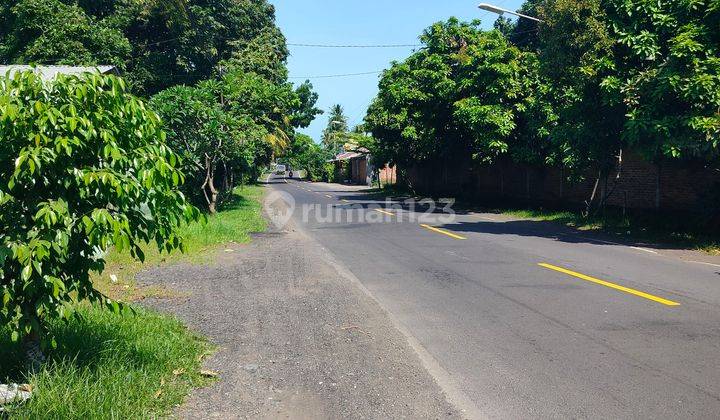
[0, 71, 199, 361]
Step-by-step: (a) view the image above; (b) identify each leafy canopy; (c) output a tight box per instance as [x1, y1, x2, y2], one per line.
[0, 71, 199, 345]
[0, 0, 287, 95]
[366, 18, 556, 167]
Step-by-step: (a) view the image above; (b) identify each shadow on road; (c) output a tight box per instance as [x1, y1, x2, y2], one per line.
[440, 219, 695, 252]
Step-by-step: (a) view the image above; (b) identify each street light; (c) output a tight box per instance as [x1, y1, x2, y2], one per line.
[478, 3, 543, 22]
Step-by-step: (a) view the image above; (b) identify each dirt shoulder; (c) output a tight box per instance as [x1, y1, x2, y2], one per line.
[138, 214, 460, 418]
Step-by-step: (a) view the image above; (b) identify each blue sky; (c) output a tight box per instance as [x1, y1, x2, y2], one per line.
[270, 0, 525, 141]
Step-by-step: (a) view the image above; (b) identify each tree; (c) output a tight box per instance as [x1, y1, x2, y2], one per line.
[0, 71, 199, 366]
[536, 0, 624, 211]
[366, 19, 556, 170]
[0, 0, 131, 68]
[285, 134, 331, 181]
[602, 0, 720, 161]
[0, 0, 287, 95]
[321, 104, 349, 153]
[151, 81, 267, 213]
[291, 80, 324, 129]
[221, 68, 296, 157]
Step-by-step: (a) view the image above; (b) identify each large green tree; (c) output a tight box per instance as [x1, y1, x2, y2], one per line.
[535, 0, 720, 210]
[366, 18, 555, 169]
[285, 133, 331, 181]
[602, 0, 720, 160]
[0, 0, 287, 95]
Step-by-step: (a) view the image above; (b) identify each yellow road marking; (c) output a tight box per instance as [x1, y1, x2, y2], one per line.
[538, 263, 680, 306]
[420, 224, 467, 240]
[374, 208, 394, 216]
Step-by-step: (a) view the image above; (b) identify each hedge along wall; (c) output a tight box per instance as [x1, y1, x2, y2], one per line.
[406, 152, 720, 212]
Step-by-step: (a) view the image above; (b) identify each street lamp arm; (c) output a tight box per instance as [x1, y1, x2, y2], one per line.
[478, 3, 543, 23]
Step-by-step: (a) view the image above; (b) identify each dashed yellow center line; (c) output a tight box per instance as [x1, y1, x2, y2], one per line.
[374, 208, 394, 216]
[538, 263, 680, 306]
[420, 224, 467, 240]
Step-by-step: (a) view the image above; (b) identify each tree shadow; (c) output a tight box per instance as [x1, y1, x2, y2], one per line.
[438, 218, 710, 252]
[333, 193, 475, 215]
[218, 189, 254, 212]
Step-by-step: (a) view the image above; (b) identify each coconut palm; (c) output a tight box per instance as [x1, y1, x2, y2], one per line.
[321, 104, 349, 153]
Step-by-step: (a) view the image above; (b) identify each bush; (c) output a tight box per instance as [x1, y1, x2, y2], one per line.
[0, 71, 199, 355]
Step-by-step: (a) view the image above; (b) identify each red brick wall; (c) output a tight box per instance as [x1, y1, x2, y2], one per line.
[379, 165, 397, 185]
[407, 153, 720, 212]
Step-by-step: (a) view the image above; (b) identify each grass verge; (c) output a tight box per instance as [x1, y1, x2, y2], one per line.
[0, 185, 267, 417]
[98, 185, 267, 300]
[0, 305, 213, 418]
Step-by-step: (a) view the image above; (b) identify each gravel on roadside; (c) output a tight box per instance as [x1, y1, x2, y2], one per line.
[139, 225, 460, 419]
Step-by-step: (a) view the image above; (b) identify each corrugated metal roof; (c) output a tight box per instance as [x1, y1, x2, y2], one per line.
[331, 151, 364, 162]
[0, 65, 118, 81]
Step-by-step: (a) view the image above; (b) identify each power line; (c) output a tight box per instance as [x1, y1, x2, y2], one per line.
[287, 43, 421, 48]
[143, 36, 422, 49]
[289, 71, 382, 80]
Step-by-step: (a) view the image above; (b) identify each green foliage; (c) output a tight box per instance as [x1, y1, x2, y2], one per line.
[321, 104, 350, 153]
[368, 3, 720, 205]
[529, 0, 720, 192]
[285, 134, 331, 181]
[366, 18, 556, 168]
[151, 44, 321, 211]
[150, 82, 265, 212]
[537, 0, 624, 174]
[0, 71, 199, 346]
[291, 81, 324, 129]
[0, 0, 286, 95]
[0, 0, 131, 67]
[604, 0, 720, 160]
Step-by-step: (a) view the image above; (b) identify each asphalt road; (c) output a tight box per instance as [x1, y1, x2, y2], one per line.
[268, 175, 720, 419]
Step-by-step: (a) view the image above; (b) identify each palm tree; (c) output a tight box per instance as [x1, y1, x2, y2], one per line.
[321, 104, 349, 153]
[264, 113, 292, 157]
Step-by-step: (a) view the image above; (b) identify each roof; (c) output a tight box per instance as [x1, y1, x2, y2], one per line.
[331, 151, 364, 162]
[0, 65, 118, 81]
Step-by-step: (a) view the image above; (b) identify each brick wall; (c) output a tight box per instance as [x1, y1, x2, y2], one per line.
[379, 165, 397, 185]
[406, 152, 720, 212]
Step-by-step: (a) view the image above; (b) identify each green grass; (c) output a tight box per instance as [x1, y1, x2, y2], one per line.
[98, 185, 267, 300]
[0, 306, 213, 418]
[0, 185, 267, 418]
[178, 184, 267, 254]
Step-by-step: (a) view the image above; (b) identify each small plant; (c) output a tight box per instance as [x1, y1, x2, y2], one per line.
[0, 71, 200, 368]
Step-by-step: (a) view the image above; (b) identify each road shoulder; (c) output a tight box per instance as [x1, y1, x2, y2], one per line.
[138, 218, 461, 418]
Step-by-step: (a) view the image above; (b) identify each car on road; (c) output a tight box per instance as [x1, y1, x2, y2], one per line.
[274, 164, 286, 175]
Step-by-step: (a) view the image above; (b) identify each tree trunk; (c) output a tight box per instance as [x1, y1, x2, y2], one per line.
[584, 170, 602, 217]
[23, 330, 45, 373]
[201, 154, 218, 214]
